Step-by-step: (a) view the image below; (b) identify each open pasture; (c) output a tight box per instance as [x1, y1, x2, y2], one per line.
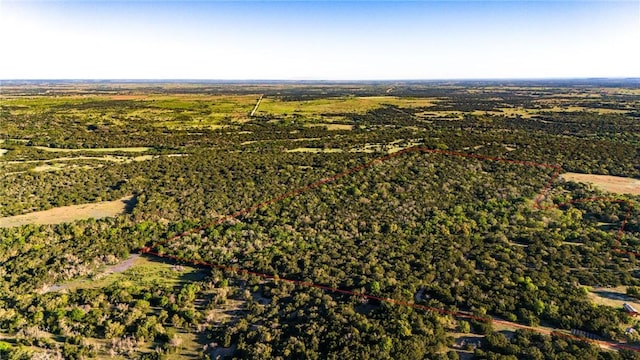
[255, 96, 437, 120]
[0, 195, 134, 228]
[562, 173, 640, 195]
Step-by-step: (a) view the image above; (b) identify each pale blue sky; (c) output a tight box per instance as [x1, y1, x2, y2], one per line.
[1, 1, 639, 79]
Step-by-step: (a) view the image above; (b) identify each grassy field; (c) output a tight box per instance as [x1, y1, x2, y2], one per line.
[48, 255, 208, 293]
[562, 173, 640, 195]
[0, 195, 134, 228]
[286, 147, 344, 153]
[1, 94, 260, 130]
[0, 154, 184, 177]
[303, 123, 354, 130]
[33, 146, 150, 153]
[5, 155, 154, 165]
[416, 104, 632, 120]
[284, 140, 422, 154]
[587, 286, 640, 309]
[255, 96, 437, 120]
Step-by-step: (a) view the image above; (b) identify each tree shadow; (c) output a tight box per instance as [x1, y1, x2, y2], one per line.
[592, 289, 636, 303]
[121, 195, 138, 214]
[137, 253, 210, 283]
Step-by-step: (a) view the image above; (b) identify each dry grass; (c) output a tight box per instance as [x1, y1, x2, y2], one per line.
[286, 147, 343, 153]
[562, 173, 640, 195]
[23, 155, 135, 163]
[34, 146, 150, 153]
[32, 164, 67, 172]
[587, 286, 640, 309]
[304, 123, 353, 130]
[599, 88, 640, 96]
[416, 106, 624, 120]
[0, 195, 134, 228]
[347, 140, 421, 154]
[290, 137, 322, 142]
[415, 111, 464, 120]
[473, 108, 537, 118]
[4, 154, 174, 174]
[110, 94, 146, 100]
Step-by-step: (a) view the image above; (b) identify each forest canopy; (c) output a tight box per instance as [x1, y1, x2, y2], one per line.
[0, 81, 639, 359]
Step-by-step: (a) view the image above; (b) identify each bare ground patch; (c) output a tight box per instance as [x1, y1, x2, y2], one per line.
[0, 195, 135, 228]
[562, 173, 640, 195]
[103, 253, 141, 275]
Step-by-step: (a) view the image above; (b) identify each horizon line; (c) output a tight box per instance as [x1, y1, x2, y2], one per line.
[2, 77, 640, 83]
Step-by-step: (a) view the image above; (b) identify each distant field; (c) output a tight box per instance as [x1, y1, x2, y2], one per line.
[2, 156, 149, 173]
[1, 154, 180, 175]
[34, 146, 150, 153]
[1, 94, 260, 129]
[587, 286, 640, 309]
[286, 147, 343, 153]
[0, 195, 134, 228]
[562, 173, 640, 195]
[256, 96, 437, 120]
[32, 164, 78, 172]
[304, 123, 354, 130]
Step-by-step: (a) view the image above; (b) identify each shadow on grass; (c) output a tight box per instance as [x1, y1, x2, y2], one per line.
[136, 253, 210, 283]
[592, 289, 636, 304]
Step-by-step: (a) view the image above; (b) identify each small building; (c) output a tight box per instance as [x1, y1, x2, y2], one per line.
[623, 303, 638, 316]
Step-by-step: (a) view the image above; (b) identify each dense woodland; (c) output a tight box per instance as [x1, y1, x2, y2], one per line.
[0, 81, 639, 359]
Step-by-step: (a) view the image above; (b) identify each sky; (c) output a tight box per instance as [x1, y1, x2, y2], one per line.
[1, 1, 639, 80]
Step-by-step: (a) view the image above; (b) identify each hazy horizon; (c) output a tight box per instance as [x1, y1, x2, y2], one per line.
[2, 1, 639, 80]
[2, 77, 640, 83]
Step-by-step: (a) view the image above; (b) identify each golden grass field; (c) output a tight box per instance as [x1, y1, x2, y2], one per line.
[286, 147, 344, 153]
[562, 173, 640, 195]
[0, 195, 134, 228]
[33, 146, 151, 153]
[304, 123, 354, 130]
